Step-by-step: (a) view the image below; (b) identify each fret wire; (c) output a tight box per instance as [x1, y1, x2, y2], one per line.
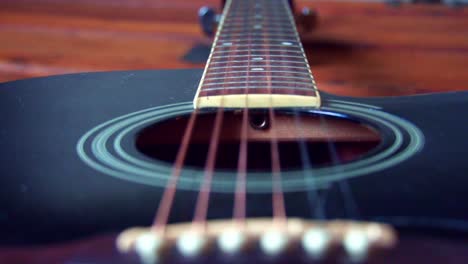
[203, 86, 317, 92]
[227, 9, 283, 13]
[218, 1, 244, 98]
[222, 17, 293, 22]
[193, 0, 234, 103]
[205, 70, 311, 76]
[280, 0, 318, 90]
[221, 29, 294, 34]
[214, 48, 301, 52]
[211, 54, 305, 59]
[221, 26, 292, 29]
[220, 22, 295, 27]
[213, 49, 302, 54]
[202, 80, 315, 86]
[210, 60, 307, 65]
[215, 44, 298, 48]
[228, 6, 281, 8]
[203, 75, 313, 82]
[220, 38, 297, 42]
[227, 8, 285, 13]
[218, 39, 298, 42]
[224, 19, 292, 23]
[219, 33, 296, 38]
[217, 43, 299, 46]
[263, 0, 305, 100]
[208, 65, 311, 70]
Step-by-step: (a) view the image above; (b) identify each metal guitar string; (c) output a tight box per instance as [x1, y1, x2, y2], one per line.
[279, 0, 328, 220]
[151, 110, 198, 233]
[233, 0, 252, 225]
[292, 110, 326, 219]
[268, 109, 288, 223]
[280, 0, 358, 219]
[150, 0, 235, 235]
[191, 106, 224, 227]
[264, 0, 287, 225]
[281, 0, 361, 219]
[320, 115, 361, 218]
[190, 0, 237, 232]
[151, 0, 357, 239]
[234, 105, 249, 223]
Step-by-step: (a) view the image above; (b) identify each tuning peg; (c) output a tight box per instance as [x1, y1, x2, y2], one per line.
[198, 6, 221, 37]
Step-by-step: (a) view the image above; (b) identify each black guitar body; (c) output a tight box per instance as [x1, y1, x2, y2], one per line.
[1, 69, 468, 262]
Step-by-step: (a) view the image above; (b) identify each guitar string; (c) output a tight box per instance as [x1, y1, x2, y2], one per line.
[151, 109, 198, 234]
[293, 110, 326, 219]
[280, 0, 359, 220]
[320, 115, 361, 218]
[190, 0, 238, 232]
[269, 108, 287, 223]
[264, 0, 287, 226]
[276, 0, 327, 220]
[278, 0, 329, 220]
[191, 106, 224, 228]
[234, 107, 248, 223]
[152, 0, 355, 240]
[273, 0, 321, 222]
[151, 0, 234, 235]
[233, 0, 252, 227]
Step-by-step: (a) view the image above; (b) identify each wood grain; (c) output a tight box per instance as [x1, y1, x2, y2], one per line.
[0, 0, 467, 97]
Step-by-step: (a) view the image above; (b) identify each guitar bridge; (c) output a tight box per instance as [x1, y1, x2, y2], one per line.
[117, 218, 397, 264]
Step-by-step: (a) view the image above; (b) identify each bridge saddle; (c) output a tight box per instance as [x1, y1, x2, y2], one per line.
[117, 218, 397, 264]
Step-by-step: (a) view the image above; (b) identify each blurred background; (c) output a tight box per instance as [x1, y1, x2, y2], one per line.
[1, 0, 467, 96]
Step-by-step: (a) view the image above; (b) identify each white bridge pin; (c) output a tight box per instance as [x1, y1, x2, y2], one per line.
[302, 228, 330, 259]
[218, 229, 246, 254]
[260, 230, 289, 256]
[177, 231, 207, 258]
[343, 228, 370, 262]
[134, 232, 164, 264]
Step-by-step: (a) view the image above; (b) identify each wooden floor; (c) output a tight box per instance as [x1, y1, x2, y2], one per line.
[1, 0, 467, 96]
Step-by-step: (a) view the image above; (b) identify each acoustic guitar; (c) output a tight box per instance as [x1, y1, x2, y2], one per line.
[1, 0, 468, 263]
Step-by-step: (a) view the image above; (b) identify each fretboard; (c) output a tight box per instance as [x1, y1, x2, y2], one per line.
[193, 0, 320, 109]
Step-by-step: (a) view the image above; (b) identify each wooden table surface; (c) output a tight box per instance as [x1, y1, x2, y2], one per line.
[1, 0, 467, 96]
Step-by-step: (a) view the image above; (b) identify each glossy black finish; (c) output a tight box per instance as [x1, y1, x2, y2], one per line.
[0, 69, 467, 255]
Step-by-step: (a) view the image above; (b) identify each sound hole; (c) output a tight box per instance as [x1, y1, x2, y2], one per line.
[135, 111, 381, 172]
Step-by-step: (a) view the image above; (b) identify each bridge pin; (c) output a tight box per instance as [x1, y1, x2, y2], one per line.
[343, 228, 370, 263]
[134, 232, 164, 264]
[176, 231, 207, 258]
[218, 228, 247, 254]
[302, 228, 331, 259]
[260, 230, 289, 256]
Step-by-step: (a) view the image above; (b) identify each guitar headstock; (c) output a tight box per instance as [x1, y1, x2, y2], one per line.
[117, 218, 396, 264]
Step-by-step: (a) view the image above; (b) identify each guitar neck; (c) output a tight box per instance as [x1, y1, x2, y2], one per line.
[193, 0, 320, 109]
